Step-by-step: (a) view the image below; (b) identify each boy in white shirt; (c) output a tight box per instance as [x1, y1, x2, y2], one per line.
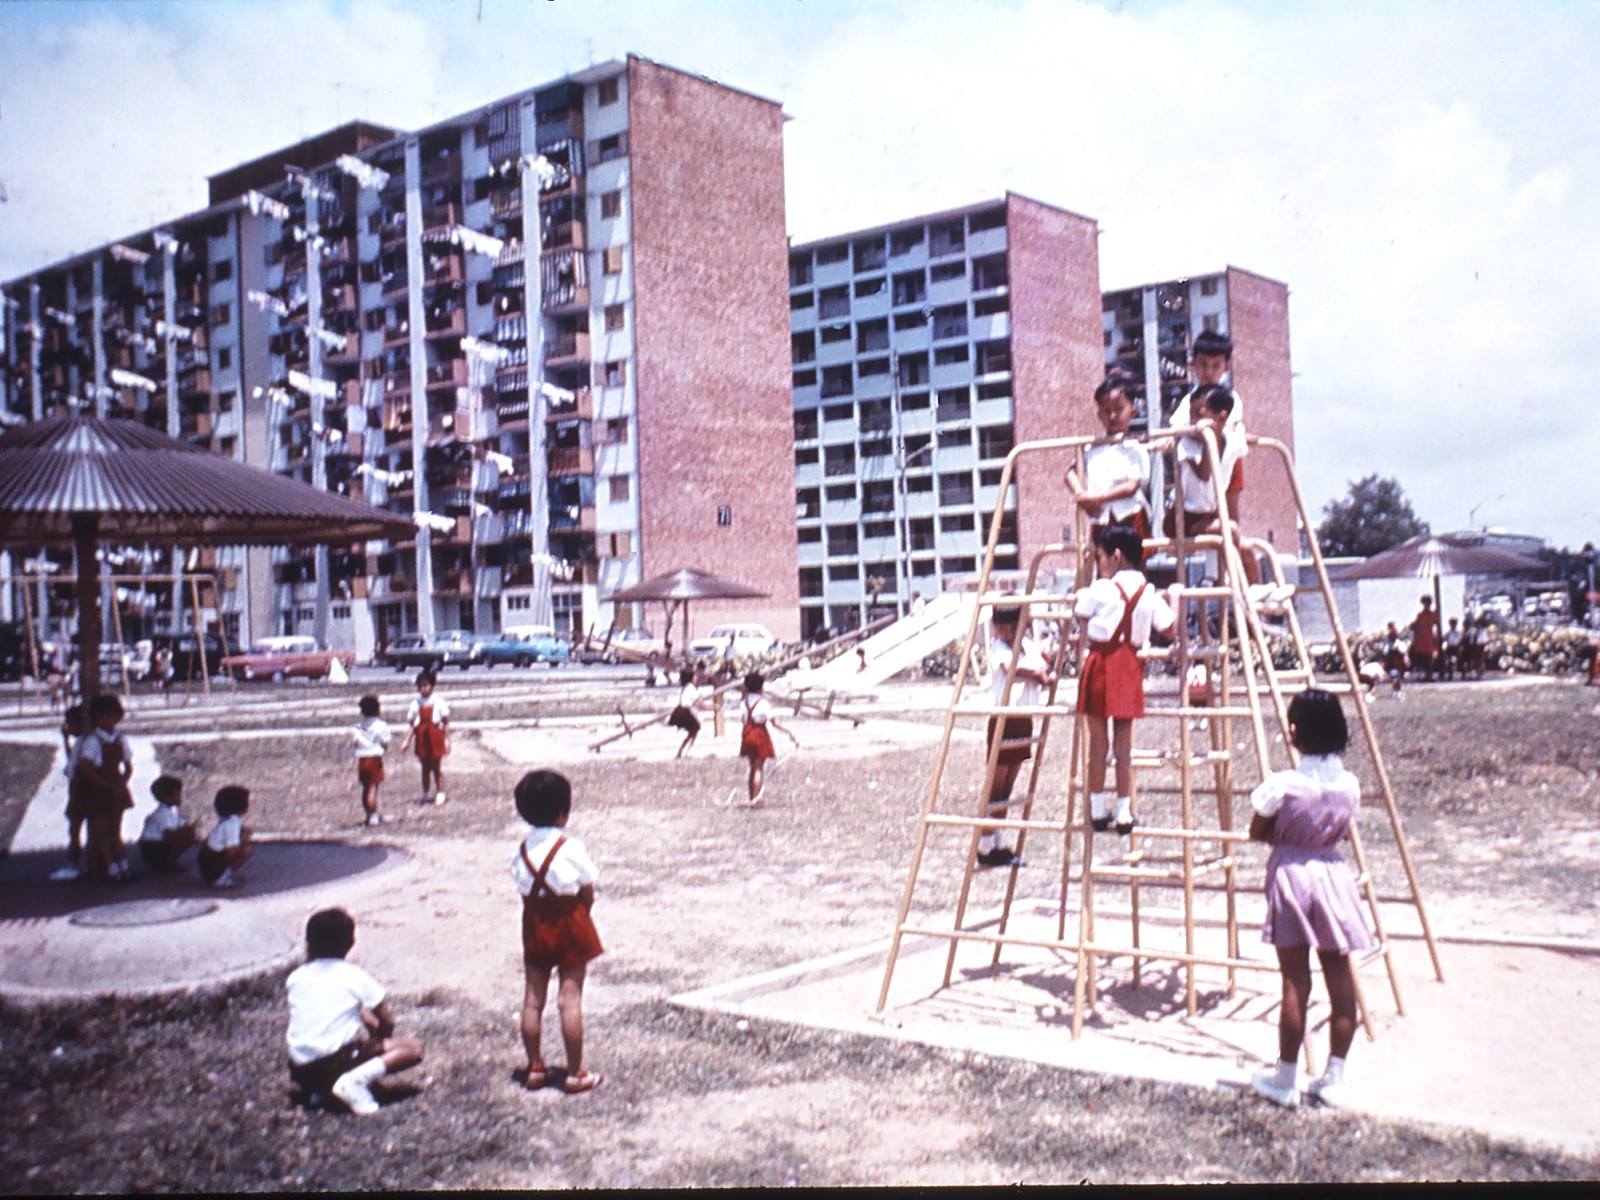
[353, 694, 391, 827]
[285, 907, 424, 1114]
[138, 775, 198, 873]
[979, 606, 1057, 867]
[1067, 372, 1151, 541]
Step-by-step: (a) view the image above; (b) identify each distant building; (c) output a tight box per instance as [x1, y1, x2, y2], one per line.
[1, 56, 799, 655]
[787, 195, 1103, 637]
[1100, 268, 1297, 559]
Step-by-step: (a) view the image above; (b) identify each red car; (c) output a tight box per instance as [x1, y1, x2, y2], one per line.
[220, 636, 355, 682]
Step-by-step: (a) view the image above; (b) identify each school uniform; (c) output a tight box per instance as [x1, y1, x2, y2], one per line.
[987, 635, 1048, 766]
[75, 728, 132, 874]
[668, 683, 701, 737]
[138, 803, 194, 872]
[198, 813, 245, 883]
[285, 957, 388, 1094]
[405, 695, 449, 761]
[1081, 439, 1152, 540]
[739, 694, 776, 762]
[512, 826, 603, 971]
[354, 716, 391, 785]
[1173, 388, 1248, 494]
[1075, 569, 1176, 719]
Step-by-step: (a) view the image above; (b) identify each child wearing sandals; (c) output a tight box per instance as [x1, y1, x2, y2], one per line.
[1249, 689, 1374, 1108]
[512, 770, 603, 1095]
[1073, 523, 1175, 835]
[285, 907, 424, 1115]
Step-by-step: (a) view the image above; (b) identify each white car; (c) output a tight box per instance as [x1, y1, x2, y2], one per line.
[689, 623, 779, 662]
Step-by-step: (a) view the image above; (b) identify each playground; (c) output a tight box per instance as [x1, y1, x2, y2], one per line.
[0, 671, 1597, 1188]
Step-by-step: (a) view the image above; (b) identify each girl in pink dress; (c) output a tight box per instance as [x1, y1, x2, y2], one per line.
[1248, 688, 1375, 1108]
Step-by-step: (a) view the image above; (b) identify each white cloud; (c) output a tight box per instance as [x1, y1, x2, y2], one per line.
[2, 0, 1597, 546]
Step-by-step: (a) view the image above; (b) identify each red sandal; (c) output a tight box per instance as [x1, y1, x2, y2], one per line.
[524, 1063, 548, 1090]
[562, 1070, 602, 1094]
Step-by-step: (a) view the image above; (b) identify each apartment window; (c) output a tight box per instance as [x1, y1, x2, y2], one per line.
[897, 353, 929, 387]
[826, 525, 859, 556]
[793, 368, 817, 387]
[597, 134, 626, 163]
[217, 347, 233, 371]
[930, 261, 964, 283]
[798, 526, 822, 544]
[818, 286, 849, 320]
[598, 77, 620, 106]
[603, 246, 624, 275]
[892, 270, 926, 307]
[789, 254, 814, 287]
[858, 357, 889, 378]
[969, 207, 1005, 232]
[1201, 278, 1219, 297]
[853, 276, 885, 299]
[893, 310, 927, 331]
[606, 531, 633, 557]
[816, 243, 848, 266]
[932, 304, 967, 340]
[210, 303, 231, 326]
[853, 238, 886, 272]
[1203, 314, 1220, 333]
[977, 425, 1014, 460]
[939, 472, 974, 506]
[889, 226, 925, 256]
[601, 190, 622, 220]
[929, 219, 965, 256]
[823, 444, 855, 477]
[218, 389, 236, 413]
[975, 339, 1011, 376]
[936, 388, 971, 422]
[973, 294, 1007, 317]
[791, 331, 816, 364]
[604, 304, 626, 332]
[856, 318, 889, 353]
[717, 505, 732, 527]
[605, 417, 629, 444]
[820, 364, 852, 398]
[507, 595, 531, 611]
[603, 360, 626, 387]
[823, 402, 853, 423]
[933, 344, 968, 366]
[608, 474, 630, 502]
[796, 486, 820, 517]
[789, 291, 814, 312]
[972, 253, 1008, 291]
[794, 411, 818, 441]
[820, 323, 851, 344]
[212, 261, 233, 283]
[825, 482, 854, 502]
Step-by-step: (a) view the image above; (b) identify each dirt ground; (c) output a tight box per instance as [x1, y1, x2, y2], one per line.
[1, 673, 1598, 1188]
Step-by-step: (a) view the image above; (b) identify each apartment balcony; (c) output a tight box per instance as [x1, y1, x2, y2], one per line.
[424, 308, 466, 338]
[378, 215, 407, 248]
[496, 395, 530, 424]
[548, 446, 594, 476]
[435, 568, 475, 596]
[324, 331, 359, 362]
[545, 386, 592, 422]
[324, 284, 357, 313]
[180, 410, 213, 439]
[540, 249, 587, 312]
[544, 330, 590, 367]
[383, 320, 410, 346]
[383, 398, 413, 434]
[426, 359, 468, 389]
[329, 430, 363, 458]
[543, 221, 586, 253]
[490, 187, 522, 219]
[549, 504, 595, 534]
[321, 235, 357, 267]
[179, 368, 212, 398]
[425, 410, 458, 442]
[420, 154, 461, 187]
[502, 562, 533, 587]
[422, 202, 461, 235]
[423, 251, 464, 286]
[381, 270, 410, 297]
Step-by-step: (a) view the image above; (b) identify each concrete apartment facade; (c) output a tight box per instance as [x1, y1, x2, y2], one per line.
[1, 56, 800, 654]
[787, 195, 1103, 637]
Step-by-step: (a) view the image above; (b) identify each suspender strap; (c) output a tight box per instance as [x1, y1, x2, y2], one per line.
[520, 834, 568, 898]
[1108, 582, 1147, 650]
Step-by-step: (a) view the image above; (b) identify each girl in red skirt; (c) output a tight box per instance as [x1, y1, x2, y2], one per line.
[512, 770, 603, 1094]
[739, 671, 795, 808]
[399, 671, 450, 805]
[1073, 524, 1176, 834]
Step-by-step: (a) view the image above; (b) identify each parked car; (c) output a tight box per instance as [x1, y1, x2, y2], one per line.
[475, 630, 570, 668]
[220, 635, 355, 682]
[689, 623, 779, 663]
[147, 631, 226, 682]
[383, 631, 483, 673]
[576, 626, 664, 664]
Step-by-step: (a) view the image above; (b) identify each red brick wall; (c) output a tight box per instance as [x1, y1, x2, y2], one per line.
[1005, 194, 1103, 571]
[626, 58, 799, 642]
[1225, 267, 1298, 560]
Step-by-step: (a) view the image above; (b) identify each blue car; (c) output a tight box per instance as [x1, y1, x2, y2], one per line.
[475, 630, 570, 668]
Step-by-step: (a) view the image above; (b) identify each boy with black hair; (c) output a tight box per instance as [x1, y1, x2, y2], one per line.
[353, 693, 391, 827]
[512, 770, 604, 1094]
[75, 694, 135, 883]
[285, 907, 424, 1115]
[138, 775, 198, 873]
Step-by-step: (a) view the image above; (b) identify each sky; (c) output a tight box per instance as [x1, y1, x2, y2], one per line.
[1, 0, 1597, 549]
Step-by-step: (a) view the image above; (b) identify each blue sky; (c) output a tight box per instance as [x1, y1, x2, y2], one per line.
[2, 0, 1597, 548]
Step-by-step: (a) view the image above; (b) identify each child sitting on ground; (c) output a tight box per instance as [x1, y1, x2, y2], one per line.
[197, 785, 253, 889]
[138, 774, 198, 873]
[74, 694, 136, 883]
[1249, 689, 1374, 1108]
[512, 770, 604, 1094]
[285, 907, 424, 1114]
[1074, 523, 1176, 835]
[353, 694, 391, 827]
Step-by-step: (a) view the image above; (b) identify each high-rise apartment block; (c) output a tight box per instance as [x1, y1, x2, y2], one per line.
[787, 196, 1103, 637]
[3, 55, 1296, 653]
[1, 57, 799, 654]
[1100, 267, 1296, 558]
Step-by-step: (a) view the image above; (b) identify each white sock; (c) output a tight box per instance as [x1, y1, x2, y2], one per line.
[1320, 1055, 1345, 1086]
[978, 833, 998, 853]
[1089, 792, 1110, 820]
[1272, 1058, 1297, 1088]
[337, 1056, 387, 1094]
[1114, 796, 1134, 825]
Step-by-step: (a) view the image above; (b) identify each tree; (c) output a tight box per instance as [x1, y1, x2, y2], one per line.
[1316, 474, 1429, 558]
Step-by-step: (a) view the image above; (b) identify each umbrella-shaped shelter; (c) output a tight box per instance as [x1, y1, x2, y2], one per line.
[604, 567, 769, 662]
[0, 414, 416, 698]
[1332, 533, 1547, 628]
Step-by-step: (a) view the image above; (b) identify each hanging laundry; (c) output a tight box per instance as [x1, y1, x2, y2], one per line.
[454, 226, 505, 258]
[288, 369, 338, 400]
[109, 368, 158, 392]
[110, 244, 150, 265]
[336, 154, 390, 191]
[245, 190, 292, 221]
[154, 320, 194, 343]
[483, 449, 515, 472]
[311, 326, 348, 352]
[461, 335, 511, 365]
[246, 289, 291, 317]
[413, 511, 457, 534]
[152, 230, 179, 252]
